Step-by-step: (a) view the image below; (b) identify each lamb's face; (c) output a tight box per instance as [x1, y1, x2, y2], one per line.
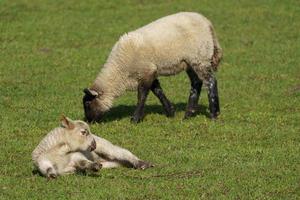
[61, 116, 96, 152]
[83, 88, 105, 122]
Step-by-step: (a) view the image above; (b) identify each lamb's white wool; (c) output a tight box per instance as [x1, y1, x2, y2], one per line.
[32, 127, 65, 166]
[90, 12, 222, 112]
[32, 117, 152, 178]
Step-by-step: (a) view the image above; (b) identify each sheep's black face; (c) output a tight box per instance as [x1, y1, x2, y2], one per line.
[83, 88, 104, 122]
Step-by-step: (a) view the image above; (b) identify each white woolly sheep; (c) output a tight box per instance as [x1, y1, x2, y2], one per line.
[32, 116, 152, 179]
[83, 12, 222, 123]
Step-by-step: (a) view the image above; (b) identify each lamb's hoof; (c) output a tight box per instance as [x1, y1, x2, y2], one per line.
[135, 160, 154, 170]
[47, 173, 57, 180]
[90, 162, 102, 172]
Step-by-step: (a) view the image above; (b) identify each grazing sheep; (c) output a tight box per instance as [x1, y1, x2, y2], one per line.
[83, 12, 222, 123]
[32, 116, 152, 179]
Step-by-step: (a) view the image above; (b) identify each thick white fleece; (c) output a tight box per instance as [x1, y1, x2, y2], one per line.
[91, 12, 222, 111]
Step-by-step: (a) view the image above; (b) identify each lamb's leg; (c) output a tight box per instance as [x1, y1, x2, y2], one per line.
[93, 135, 153, 170]
[131, 84, 150, 123]
[184, 67, 203, 119]
[207, 76, 220, 119]
[75, 160, 102, 172]
[63, 162, 100, 175]
[37, 159, 57, 179]
[100, 161, 121, 168]
[59, 153, 100, 175]
[69, 152, 102, 173]
[150, 79, 175, 117]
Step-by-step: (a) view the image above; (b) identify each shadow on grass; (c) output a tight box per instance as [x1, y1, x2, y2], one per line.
[32, 169, 102, 179]
[98, 103, 210, 123]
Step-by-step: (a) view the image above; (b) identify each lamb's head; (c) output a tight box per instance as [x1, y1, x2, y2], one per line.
[61, 116, 96, 152]
[83, 88, 107, 122]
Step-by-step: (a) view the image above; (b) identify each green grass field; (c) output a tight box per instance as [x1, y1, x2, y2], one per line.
[1, 0, 299, 199]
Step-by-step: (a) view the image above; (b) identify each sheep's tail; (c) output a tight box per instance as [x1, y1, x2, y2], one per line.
[210, 26, 223, 71]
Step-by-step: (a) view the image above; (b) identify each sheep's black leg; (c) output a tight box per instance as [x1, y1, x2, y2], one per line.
[184, 67, 203, 119]
[131, 84, 150, 123]
[207, 76, 220, 119]
[151, 79, 175, 117]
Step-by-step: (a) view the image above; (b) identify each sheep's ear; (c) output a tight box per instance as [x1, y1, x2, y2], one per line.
[83, 88, 100, 97]
[60, 115, 75, 129]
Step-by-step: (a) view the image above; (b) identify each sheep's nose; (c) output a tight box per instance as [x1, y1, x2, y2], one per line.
[90, 139, 96, 151]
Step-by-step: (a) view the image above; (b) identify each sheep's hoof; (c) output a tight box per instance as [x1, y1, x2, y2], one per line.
[183, 109, 197, 119]
[130, 116, 143, 123]
[135, 160, 154, 170]
[210, 112, 220, 120]
[166, 105, 175, 117]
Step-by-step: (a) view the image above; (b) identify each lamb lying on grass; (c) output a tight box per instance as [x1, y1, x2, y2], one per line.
[83, 12, 222, 123]
[32, 116, 152, 179]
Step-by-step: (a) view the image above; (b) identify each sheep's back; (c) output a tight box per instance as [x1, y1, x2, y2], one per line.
[132, 12, 216, 74]
[136, 13, 213, 52]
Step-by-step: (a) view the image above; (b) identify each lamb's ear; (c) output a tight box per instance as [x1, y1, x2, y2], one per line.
[60, 115, 75, 129]
[83, 88, 100, 97]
